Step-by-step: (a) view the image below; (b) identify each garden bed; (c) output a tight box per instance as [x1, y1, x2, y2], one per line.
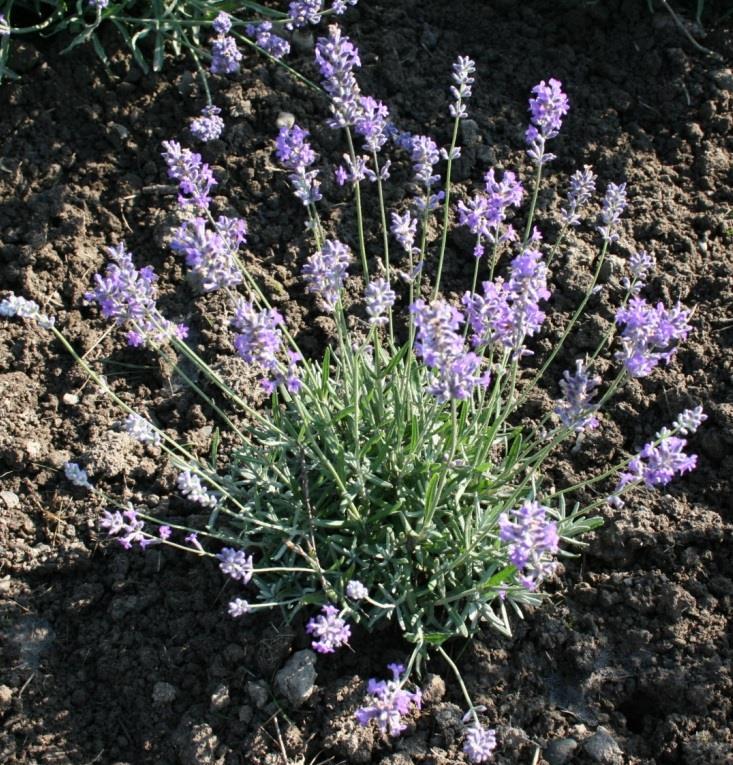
[1, 1, 732, 763]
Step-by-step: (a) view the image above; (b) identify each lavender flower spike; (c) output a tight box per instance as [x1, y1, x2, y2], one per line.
[615, 297, 691, 378]
[450, 56, 476, 119]
[287, 0, 323, 29]
[622, 249, 656, 294]
[228, 598, 251, 617]
[123, 413, 162, 446]
[0, 14, 10, 36]
[561, 165, 596, 226]
[275, 124, 322, 206]
[0, 293, 55, 329]
[346, 580, 368, 601]
[597, 182, 627, 243]
[365, 278, 396, 326]
[315, 25, 363, 128]
[177, 470, 218, 508]
[463, 723, 497, 763]
[498, 500, 558, 590]
[303, 239, 352, 312]
[390, 210, 417, 254]
[190, 105, 225, 142]
[161, 140, 217, 211]
[355, 663, 422, 737]
[673, 406, 707, 435]
[246, 21, 291, 59]
[554, 360, 601, 433]
[217, 547, 254, 583]
[306, 604, 351, 653]
[64, 462, 92, 489]
[526, 78, 569, 164]
[616, 426, 698, 492]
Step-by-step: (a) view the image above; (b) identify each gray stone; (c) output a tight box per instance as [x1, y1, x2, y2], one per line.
[274, 649, 317, 708]
[544, 737, 578, 765]
[584, 726, 623, 764]
[0, 491, 20, 510]
[0, 685, 12, 711]
[152, 681, 176, 706]
[210, 683, 230, 711]
[246, 680, 269, 709]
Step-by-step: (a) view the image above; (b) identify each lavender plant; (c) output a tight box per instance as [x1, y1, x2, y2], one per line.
[0, 0, 355, 85]
[2, 24, 705, 761]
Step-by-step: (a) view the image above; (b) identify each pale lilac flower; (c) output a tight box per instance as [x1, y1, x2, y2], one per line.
[346, 580, 368, 600]
[498, 501, 558, 590]
[185, 532, 205, 553]
[0, 294, 55, 328]
[622, 250, 655, 294]
[597, 182, 627, 243]
[450, 56, 476, 119]
[526, 78, 569, 164]
[230, 300, 284, 373]
[303, 239, 352, 311]
[190, 105, 225, 142]
[246, 21, 290, 59]
[261, 349, 303, 395]
[287, 0, 323, 29]
[561, 165, 596, 226]
[0, 14, 10, 36]
[228, 598, 251, 617]
[332, 0, 358, 13]
[410, 134, 440, 188]
[334, 153, 376, 185]
[86, 243, 188, 348]
[315, 25, 363, 128]
[463, 724, 497, 763]
[615, 297, 691, 377]
[554, 360, 601, 432]
[159, 525, 172, 541]
[411, 299, 490, 402]
[171, 216, 245, 292]
[100, 506, 152, 550]
[616, 427, 698, 491]
[64, 462, 92, 489]
[177, 470, 218, 508]
[355, 96, 390, 153]
[390, 210, 418, 254]
[456, 169, 523, 246]
[123, 413, 162, 446]
[463, 248, 550, 356]
[211, 34, 242, 75]
[217, 547, 254, 583]
[87, 0, 108, 8]
[161, 140, 217, 211]
[365, 278, 396, 326]
[355, 663, 422, 737]
[212, 12, 232, 35]
[673, 406, 707, 435]
[306, 604, 351, 653]
[275, 124, 322, 206]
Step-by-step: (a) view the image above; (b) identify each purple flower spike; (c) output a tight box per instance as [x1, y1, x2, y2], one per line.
[287, 0, 323, 29]
[100, 506, 154, 550]
[355, 663, 422, 737]
[390, 210, 418, 254]
[161, 140, 217, 212]
[228, 598, 251, 617]
[410, 135, 441, 189]
[355, 96, 390, 154]
[615, 297, 691, 378]
[306, 604, 351, 653]
[64, 462, 92, 489]
[303, 239, 352, 312]
[315, 25, 363, 128]
[555, 360, 601, 433]
[456, 168, 524, 246]
[123, 413, 162, 446]
[616, 425, 699, 497]
[246, 21, 291, 59]
[0, 293, 55, 328]
[463, 723, 497, 763]
[597, 182, 627, 243]
[450, 56, 476, 119]
[411, 299, 490, 403]
[346, 580, 368, 600]
[622, 250, 656, 294]
[561, 165, 596, 226]
[85, 243, 188, 348]
[673, 406, 707, 435]
[190, 105, 225, 142]
[526, 78, 569, 164]
[365, 278, 396, 326]
[498, 500, 558, 591]
[217, 547, 254, 583]
[177, 470, 218, 508]
[211, 33, 242, 75]
[212, 12, 232, 35]
[332, 0, 358, 14]
[275, 124, 322, 206]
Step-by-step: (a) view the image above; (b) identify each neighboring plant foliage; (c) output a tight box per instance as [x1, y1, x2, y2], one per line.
[1, 22, 705, 762]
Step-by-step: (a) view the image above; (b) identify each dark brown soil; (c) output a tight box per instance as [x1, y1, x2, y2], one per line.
[1, 1, 733, 763]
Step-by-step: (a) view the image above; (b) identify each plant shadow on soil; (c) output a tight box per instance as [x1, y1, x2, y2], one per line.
[1, 0, 733, 763]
